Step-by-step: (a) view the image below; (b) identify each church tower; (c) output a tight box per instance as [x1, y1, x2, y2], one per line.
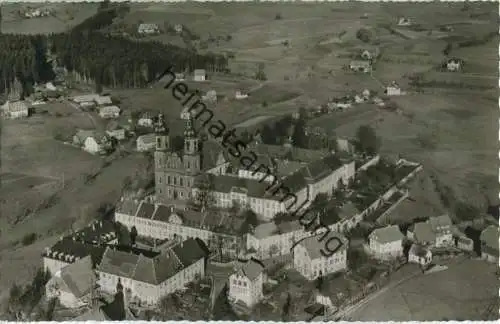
[154, 114, 170, 203]
[183, 116, 201, 174]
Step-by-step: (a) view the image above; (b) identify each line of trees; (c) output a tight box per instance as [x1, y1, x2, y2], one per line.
[0, 4, 228, 96]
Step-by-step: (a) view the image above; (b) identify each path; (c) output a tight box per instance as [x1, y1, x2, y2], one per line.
[64, 99, 98, 128]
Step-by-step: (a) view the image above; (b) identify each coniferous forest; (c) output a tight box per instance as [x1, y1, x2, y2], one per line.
[0, 4, 228, 95]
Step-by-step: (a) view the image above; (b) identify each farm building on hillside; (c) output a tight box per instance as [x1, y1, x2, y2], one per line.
[193, 69, 206, 82]
[99, 106, 121, 119]
[138, 23, 160, 35]
[1, 100, 29, 119]
[106, 122, 126, 141]
[397, 17, 412, 26]
[235, 91, 249, 100]
[385, 82, 403, 96]
[95, 95, 112, 106]
[446, 58, 464, 72]
[174, 24, 183, 33]
[175, 73, 185, 81]
[368, 225, 405, 260]
[73, 130, 112, 154]
[408, 244, 432, 267]
[349, 60, 372, 73]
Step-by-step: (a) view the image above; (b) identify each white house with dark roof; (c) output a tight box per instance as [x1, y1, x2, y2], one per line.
[97, 238, 206, 305]
[45, 255, 94, 309]
[446, 58, 463, 72]
[480, 225, 498, 262]
[73, 130, 112, 154]
[349, 60, 371, 73]
[1, 100, 29, 119]
[99, 105, 121, 119]
[368, 225, 405, 260]
[138, 23, 160, 35]
[228, 258, 266, 308]
[246, 220, 311, 259]
[193, 69, 206, 82]
[293, 233, 348, 280]
[42, 220, 115, 276]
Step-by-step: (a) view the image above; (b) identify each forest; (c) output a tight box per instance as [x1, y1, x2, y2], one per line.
[0, 3, 228, 96]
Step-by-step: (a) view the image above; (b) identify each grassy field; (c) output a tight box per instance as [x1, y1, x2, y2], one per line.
[350, 258, 499, 321]
[0, 101, 150, 302]
[1, 3, 98, 34]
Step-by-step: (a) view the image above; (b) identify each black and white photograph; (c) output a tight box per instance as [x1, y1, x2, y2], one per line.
[0, 1, 498, 322]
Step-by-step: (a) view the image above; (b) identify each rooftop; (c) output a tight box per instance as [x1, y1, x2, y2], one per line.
[370, 225, 404, 244]
[234, 258, 265, 281]
[295, 233, 347, 259]
[480, 225, 498, 251]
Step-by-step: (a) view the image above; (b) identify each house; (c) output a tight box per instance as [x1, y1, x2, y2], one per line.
[428, 214, 453, 247]
[73, 130, 112, 154]
[361, 50, 373, 60]
[446, 58, 463, 72]
[137, 113, 154, 127]
[246, 220, 310, 259]
[455, 232, 474, 252]
[397, 17, 412, 26]
[1, 100, 29, 119]
[45, 256, 94, 309]
[480, 225, 498, 262]
[202, 90, 217, 103]
[408, 244, 432, 267]
[362, 89, 371, 99]
[45, 82, 57, 91]
[235, 91, 248, 100]
[138, 23, 159, 35]
[228, 258, 266, 308]
[292, 233, 348, 281]
[95, 95, 113, 106]
[385, 81, 402, 96]
[72, 94, 100, 105]
[106, 122, 126, 141]
[349, 60, 371, 73]
[136, 134, 156, 152]
[175, 73, 185, 81]
[99, 106, 121, 119]
[373, 97, 385, 107]
[174, 24, 183, 33]
[407, 222, 436, 247]
[96, 238, 207, 306]
[354, 95, 365, 104]
[332, 97, 353, 110]
[193, 69, 206, 82]
[368, 225, 405, 260]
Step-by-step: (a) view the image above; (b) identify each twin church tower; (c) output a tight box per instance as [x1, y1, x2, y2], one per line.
[154, 113, 201, 203]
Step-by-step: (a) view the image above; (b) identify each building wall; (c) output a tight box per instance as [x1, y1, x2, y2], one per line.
[10, 109, 28, 119]
[84, 137, 101, 154]
[408, 251, 432, 266]
[98, 258, 204, 305]
[435, 233, 453, 248]
[229, 272, 263, 307]
[369, 239, 403, 260]
[46, 280, 89, 309]
[137, 140, 155, 152]
[246, 230, 311, 260]
[293, 245, 347, 281]
[43, 257, 71, 276]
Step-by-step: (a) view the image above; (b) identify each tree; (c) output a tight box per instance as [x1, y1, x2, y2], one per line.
[255, 63, 267, 81]
[315, 276, 324, 290]
[292, 118, 307, 148]
[261, 124, 275, 144]
[130, 226, 138, 245]
[356, 28, 372, 43]
[194, 176, 216, 212]
[281, 293, 292, 321]
[275, 13, 282, 20]
[355, 125, 380, 156]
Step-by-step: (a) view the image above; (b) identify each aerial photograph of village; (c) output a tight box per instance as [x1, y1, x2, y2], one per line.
[0, 1, 498, 322]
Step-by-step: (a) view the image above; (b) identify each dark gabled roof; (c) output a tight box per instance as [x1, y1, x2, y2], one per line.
[201, 139, 227, 171]
[97, 239, 206, 285]
[44, 238, 106, 268]
[136, 202, 156, 219]
[235, 258, 265, 281]
[72, 220, 117, 245]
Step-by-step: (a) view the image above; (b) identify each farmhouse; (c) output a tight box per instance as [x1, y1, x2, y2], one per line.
[349, 60, 372, 73]
[397, 17, 412, 26]
[174, 24, 183, 33]
[45, 256, 94, 309]
[292, 233, 348, 281]
[95, 95, 113, 106]
[408, 244, 432, 267]
[1, 100, 29, 119]
[138, 23, 160, 35]
[99, 105, 121, 119]
[175, 73, 185, 81]
[446, 58, 464, 72]
[106, 121, 126, 141]
[193, 69, 206, 82]
[136, 134, 156, 152]
[480, 225, 498, 262]
[96, 238, 207, 306]
[235, 91, 249, 100]
[368, 225, 405, 260]
[228, 259, 266, 308]
[73, 130, 112, 154]
[137, 113, 155, 127]
[385, 81, 403, 96]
